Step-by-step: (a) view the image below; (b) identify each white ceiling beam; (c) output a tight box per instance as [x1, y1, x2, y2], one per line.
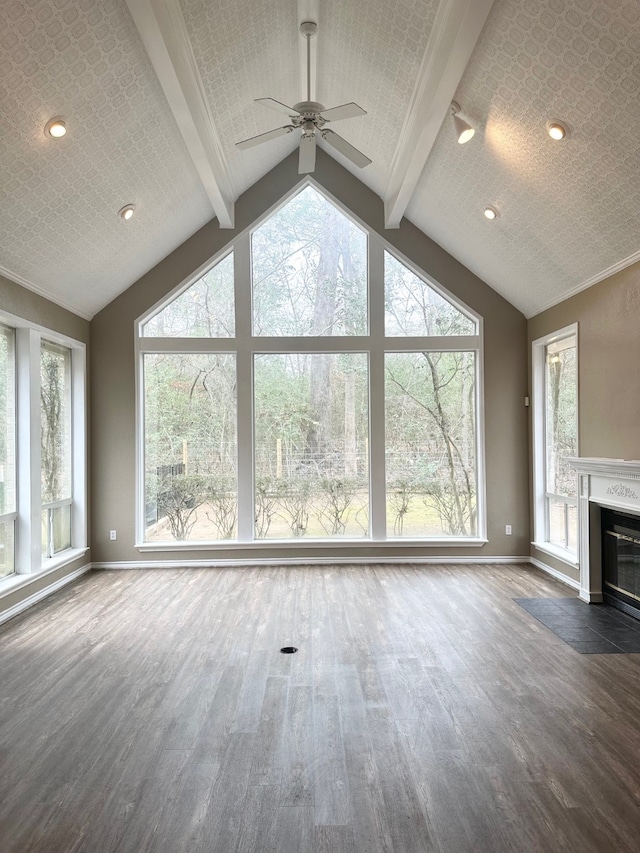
[383, 0, 496, 229]
[126, 0, 235, 228]
[297, 0, 320, 103]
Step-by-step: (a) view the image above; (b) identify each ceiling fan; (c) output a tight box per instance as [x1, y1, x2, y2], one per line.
[235, 21, 371, 175]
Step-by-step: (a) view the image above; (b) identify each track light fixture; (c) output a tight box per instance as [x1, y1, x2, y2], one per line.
[451, 101, 475, 144]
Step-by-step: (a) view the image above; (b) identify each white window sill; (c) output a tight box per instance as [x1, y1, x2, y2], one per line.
[137, 537, 489, 552]
[531, 541, 578, 568]
[0, 547, 89, 599]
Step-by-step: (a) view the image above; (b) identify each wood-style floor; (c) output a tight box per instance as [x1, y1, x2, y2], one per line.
[2, 563, 640, 852]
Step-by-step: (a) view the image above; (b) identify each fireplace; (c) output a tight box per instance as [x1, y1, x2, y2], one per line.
[602, 508, 640, 619]
[568, 458, 640, 603]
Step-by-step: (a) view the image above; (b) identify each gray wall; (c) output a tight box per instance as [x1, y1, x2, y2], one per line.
[528, 260, 640, 581]
[0, 273, 91, 619]
[91, 149, 529, 564]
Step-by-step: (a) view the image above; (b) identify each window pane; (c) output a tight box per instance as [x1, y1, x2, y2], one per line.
[144, 354, 237, 541]
[42, 505, 72, 558]
[41, 341, 72, 504]
[545, 341, 577, 498]
[385, 252, 476, 336]
[254, 353, 369, 539]
[567, 503, 577, 552]
[0, 520, 15, 579]
[0, 325, 15, 516]
[548, 499, 567, 548]
[386, 352, 477, 537]
[142, 252, 235, 337]
[252, 186, 367, 336]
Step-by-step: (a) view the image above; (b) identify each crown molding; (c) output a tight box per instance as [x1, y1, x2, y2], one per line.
[527, 248, 640, 319]
[0, 265, 93, 321]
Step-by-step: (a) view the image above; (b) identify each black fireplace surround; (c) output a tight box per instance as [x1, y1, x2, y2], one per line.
[602, 507, 640, 620]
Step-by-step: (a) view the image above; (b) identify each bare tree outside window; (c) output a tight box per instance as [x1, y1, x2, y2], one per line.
[144, 352, 237, 541]
[545, 339, 577, 549]
[140, 184, 481, 543]
[40, 341, 72, 556]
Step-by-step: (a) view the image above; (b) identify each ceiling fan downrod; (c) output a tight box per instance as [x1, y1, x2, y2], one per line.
[300, 21, 317, 105]
[235, 17, 370, 174]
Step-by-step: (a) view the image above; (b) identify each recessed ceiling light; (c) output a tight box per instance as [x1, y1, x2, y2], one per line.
[547, 120, 570, 141]
[118, 204, 136, 221]
[44, 117, 67, 139]
[483, 206, 499, 220]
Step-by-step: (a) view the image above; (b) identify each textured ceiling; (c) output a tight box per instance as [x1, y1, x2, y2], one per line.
[408, 0, 640, 316]
[1, 0, 640, 319]
[180, 0, 300, 197]
[0, 0, 211, 318]
[180, 0, 438, 199]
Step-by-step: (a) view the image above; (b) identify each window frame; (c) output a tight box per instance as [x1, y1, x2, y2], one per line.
[0, 310, 87, 585]
[0, 324, 17, 578]
[40, 338, 74, 558]
[532, 323, 579, 561]
[135, 178, 486, 549]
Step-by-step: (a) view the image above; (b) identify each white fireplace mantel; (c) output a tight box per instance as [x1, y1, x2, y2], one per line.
[567, 457, 640, 602]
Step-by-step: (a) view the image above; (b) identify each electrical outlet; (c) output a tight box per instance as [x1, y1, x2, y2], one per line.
[505, 524, 512, 535]
[109, 530, 117, 541]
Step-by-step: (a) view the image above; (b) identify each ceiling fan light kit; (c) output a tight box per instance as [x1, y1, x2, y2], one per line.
[236, 20, 371, 174]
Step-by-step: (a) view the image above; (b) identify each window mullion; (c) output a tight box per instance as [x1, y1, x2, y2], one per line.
[70, 346, 86, 551]
[16, 328, 41, 573]
[134, 186, 485, 547]
[235, 233, 253, 542]
[369, 235, 386, 539]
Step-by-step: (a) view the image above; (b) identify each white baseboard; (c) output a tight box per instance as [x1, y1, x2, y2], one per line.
[92, 555, 533, 570]
[0, 563, 92, 626]
[529, 557, 580, 591]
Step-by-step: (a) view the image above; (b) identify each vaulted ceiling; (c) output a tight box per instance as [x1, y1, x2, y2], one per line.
[2, 0, 640, 320]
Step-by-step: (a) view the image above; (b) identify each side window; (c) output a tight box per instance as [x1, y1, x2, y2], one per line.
[0, 325, 16, 577]
[533, 327, 578, 554]
[0, 320, 85, 583]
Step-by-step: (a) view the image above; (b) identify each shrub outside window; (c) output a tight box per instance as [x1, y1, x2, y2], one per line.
[137, 182, 484, 545]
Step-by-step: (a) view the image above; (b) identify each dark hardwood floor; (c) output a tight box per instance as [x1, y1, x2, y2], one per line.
[2, 563, 640, 852]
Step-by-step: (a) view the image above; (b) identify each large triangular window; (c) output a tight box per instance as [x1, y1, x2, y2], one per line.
[138, 181, 483, 546]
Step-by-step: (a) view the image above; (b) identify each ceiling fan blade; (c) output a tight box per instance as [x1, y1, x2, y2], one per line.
[321, 129, 371, 168]
[255, 98, 299, 116]
[236, 125, 294, 150]
[320, 102, 367, 123]
[298, 134, 317, 174]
